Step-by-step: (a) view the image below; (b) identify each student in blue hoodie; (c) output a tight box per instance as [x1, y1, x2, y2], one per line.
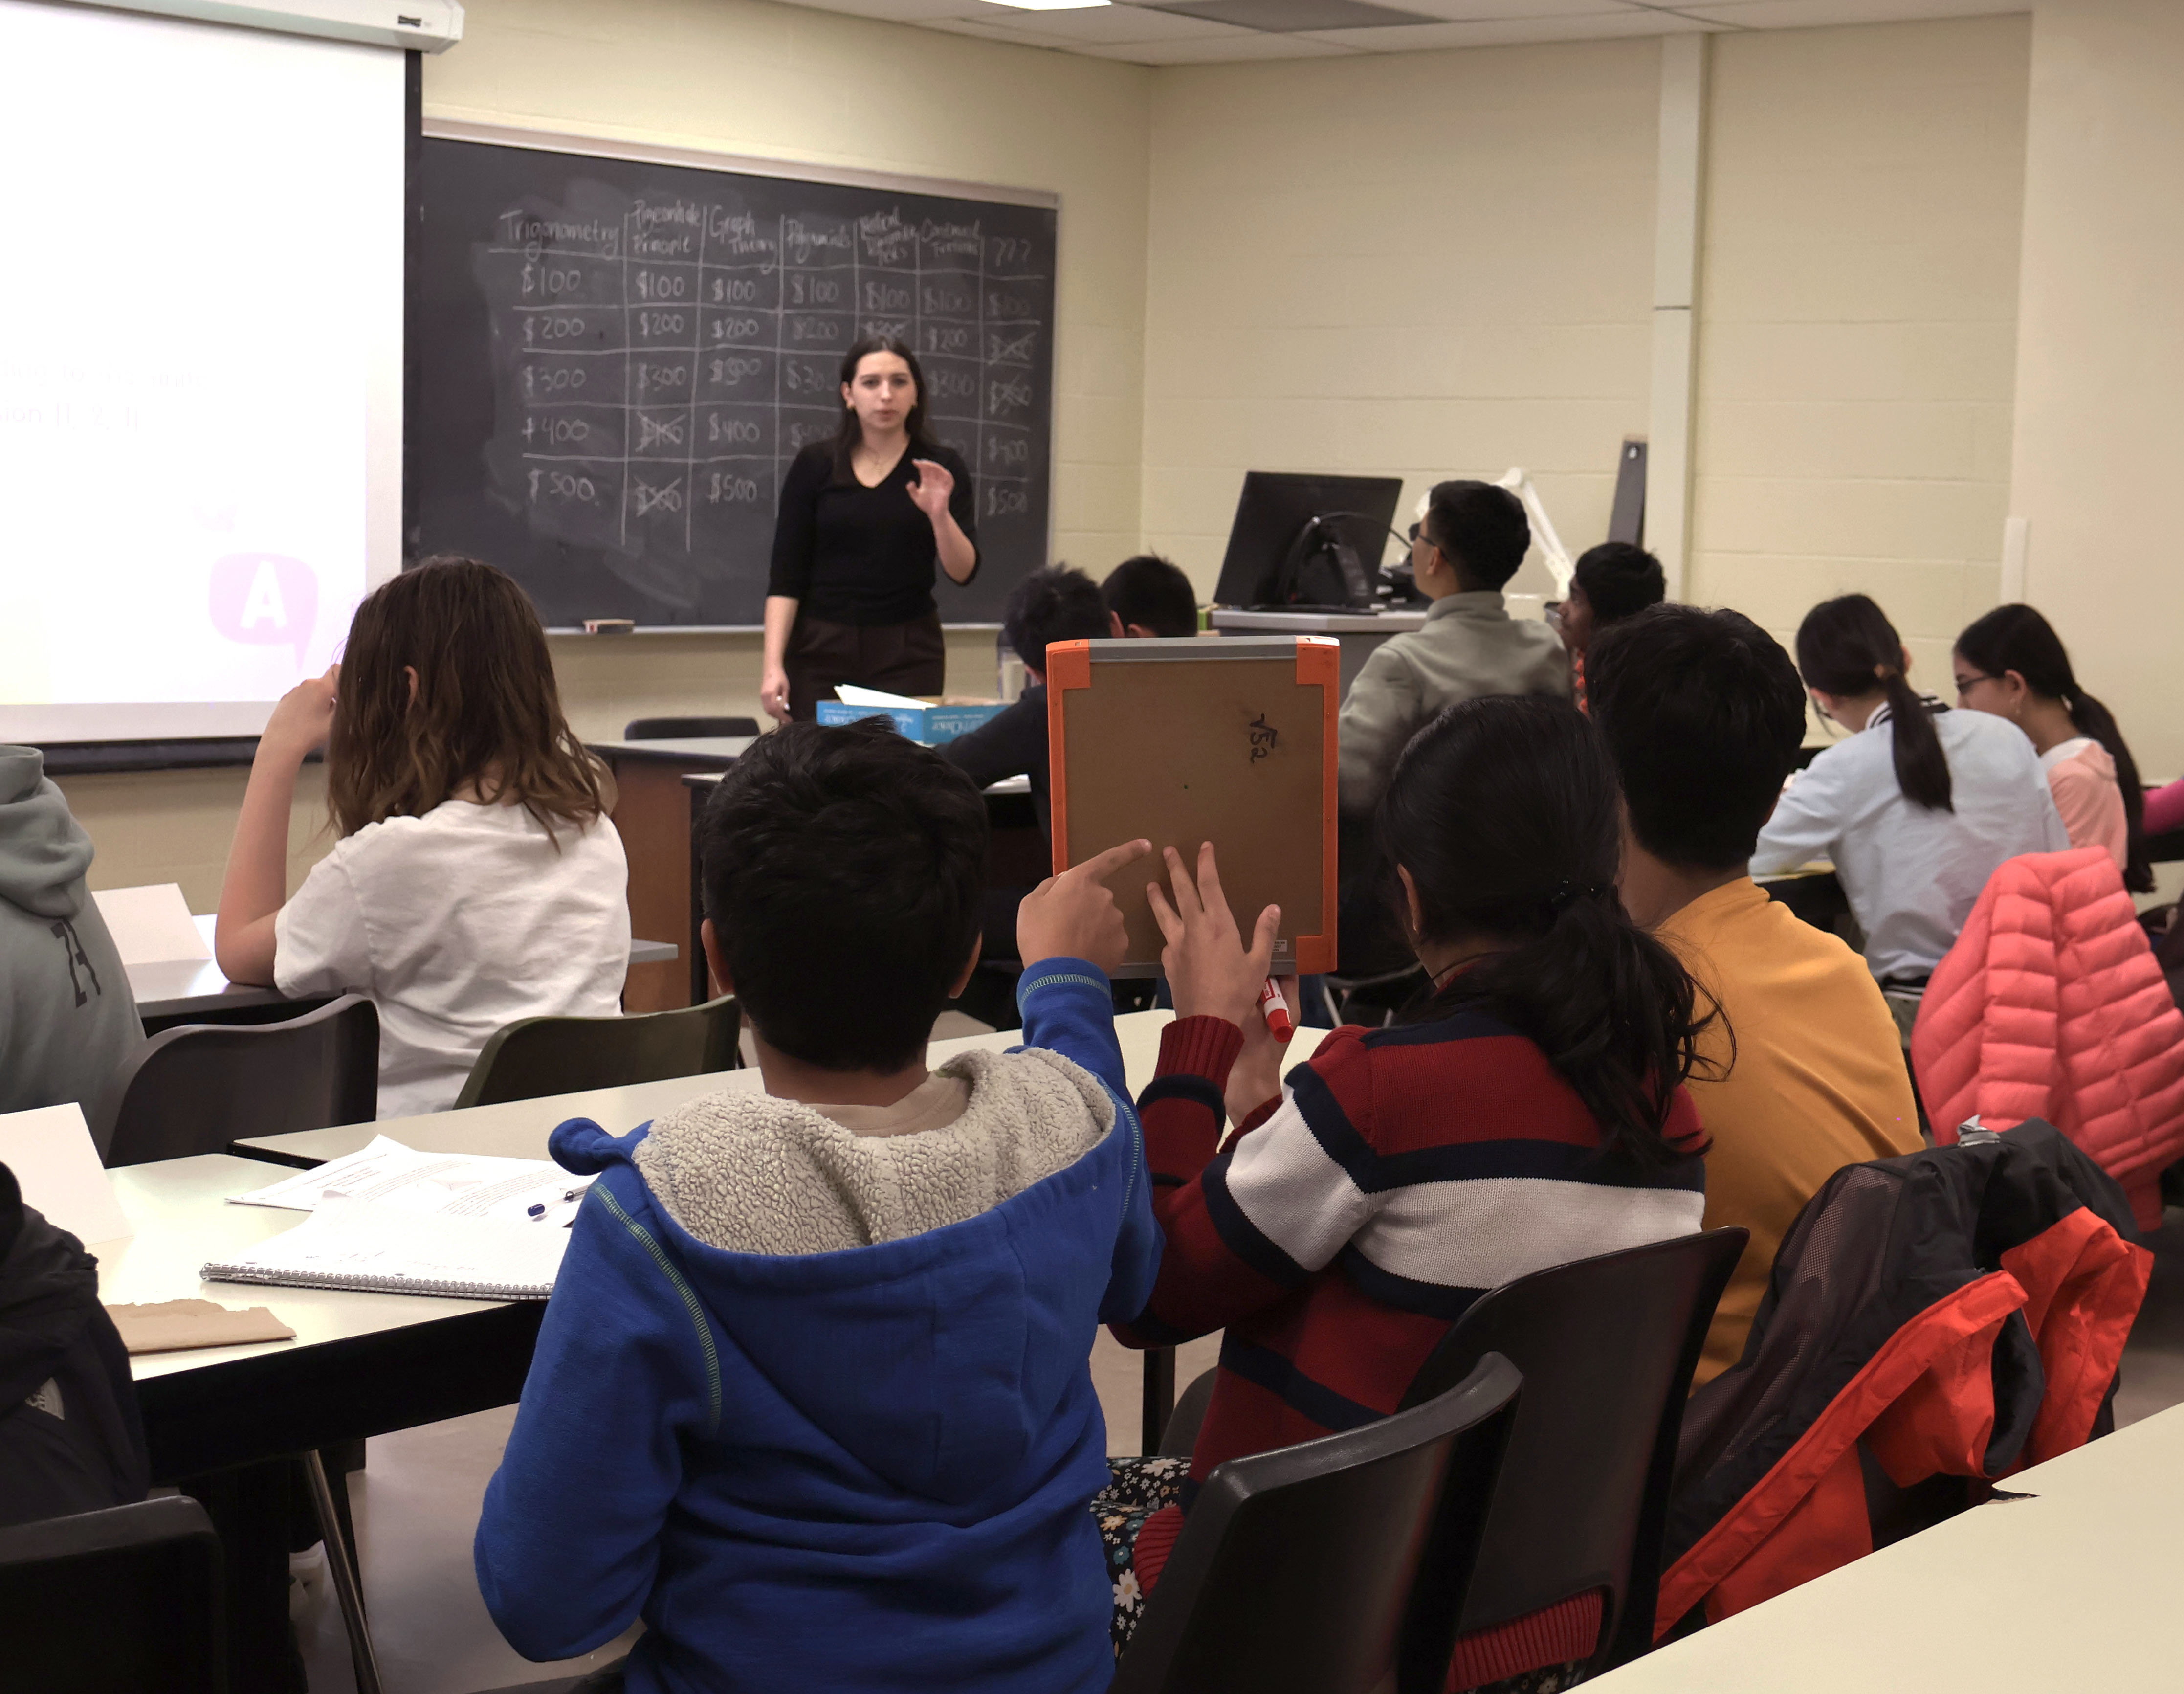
[475, 718, 1162, 1694]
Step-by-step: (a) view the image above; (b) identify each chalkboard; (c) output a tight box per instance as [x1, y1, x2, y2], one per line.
[406, 126, 1057, 628]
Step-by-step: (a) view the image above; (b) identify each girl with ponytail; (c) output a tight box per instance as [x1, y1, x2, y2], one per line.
[1954, 604, 2153, 892]
[1753, 594, 2070, 986]
[1099, 698, 1712, 1674]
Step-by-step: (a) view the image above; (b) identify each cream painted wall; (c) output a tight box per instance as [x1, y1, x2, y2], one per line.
[62, 764, 330, 911]
[2009, 0, 2184, 783]
[1686, 16, 2032, 700]
[1139, 39, 1663, 605]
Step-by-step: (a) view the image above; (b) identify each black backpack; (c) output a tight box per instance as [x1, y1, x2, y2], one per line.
[0, 1163, 148, 1528]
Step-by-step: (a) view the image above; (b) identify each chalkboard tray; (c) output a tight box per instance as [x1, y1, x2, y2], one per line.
[406, 123, 1057, 629]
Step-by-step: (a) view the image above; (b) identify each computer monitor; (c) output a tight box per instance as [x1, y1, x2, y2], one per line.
[1212, 472, 1406, 610]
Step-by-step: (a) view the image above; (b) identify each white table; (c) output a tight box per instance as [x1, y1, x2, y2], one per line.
[126, 915, 678, 1027]
[1588, 1400, 2184, 1690]
[122, 1008, 1330, 1466]
[101, 1155, 510, 1391]
[233, 1010, 1327, 1167]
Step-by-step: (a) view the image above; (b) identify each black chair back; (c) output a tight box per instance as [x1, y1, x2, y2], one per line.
[1398, 1227, 1746, 1677]
[622, 716, 759, 740]
[453, 995, 741, 1110]
[98, 995, 378, 1166]
[0, 1496, 224, 1693]
[1115, 1354, 1522, 1694]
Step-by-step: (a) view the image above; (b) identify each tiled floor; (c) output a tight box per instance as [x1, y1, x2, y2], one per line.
[301, 1216, 2184, 1693]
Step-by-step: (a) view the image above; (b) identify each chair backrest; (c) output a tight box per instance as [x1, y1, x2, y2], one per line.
[1115, 1354, 1522, 1694]
[622, 716, 759, 741]
[1398, 1227, 1745, 1676]
[0, 1496, 224, 1693]
[453, 995, 741, 1110]
[99, 995, 379, 1167]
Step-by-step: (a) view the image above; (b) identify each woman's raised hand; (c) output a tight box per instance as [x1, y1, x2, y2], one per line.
[906, 458, 954, 521]
[1147, 842, 1280, 1028]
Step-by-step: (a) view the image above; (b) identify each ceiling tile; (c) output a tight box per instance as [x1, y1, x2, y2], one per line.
[792, 0, 1005, 18]
[1149, 0, 1445, 27]
[1077, 28, 1363, 57]
[1394, 0, 1645, 16]
[1302, 6, 1717, 45]
[955, 0, 1263, 40]
[1667, 0, 2019, 23]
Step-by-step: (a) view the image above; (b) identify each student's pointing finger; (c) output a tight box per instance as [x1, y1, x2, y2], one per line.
[1248, 904, 1282, 975]
[1075, 838, 1152, 882]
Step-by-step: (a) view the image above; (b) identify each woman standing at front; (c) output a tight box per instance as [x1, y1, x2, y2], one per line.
[760, 336, 978, 721]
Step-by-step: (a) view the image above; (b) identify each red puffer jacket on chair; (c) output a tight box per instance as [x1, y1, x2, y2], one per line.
[1911, 846, 2184, 1230]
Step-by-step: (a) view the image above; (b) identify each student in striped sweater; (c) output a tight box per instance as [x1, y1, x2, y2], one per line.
[1101, 696, 1715, 1683]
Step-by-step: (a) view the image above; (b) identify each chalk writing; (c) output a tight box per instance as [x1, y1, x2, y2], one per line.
[432, 138, 1055, 623]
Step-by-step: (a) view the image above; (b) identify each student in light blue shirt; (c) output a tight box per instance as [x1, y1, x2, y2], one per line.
[1753, 594, 2068, 985]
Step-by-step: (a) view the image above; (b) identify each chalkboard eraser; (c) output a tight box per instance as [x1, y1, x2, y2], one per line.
[583, 618, 637, 635]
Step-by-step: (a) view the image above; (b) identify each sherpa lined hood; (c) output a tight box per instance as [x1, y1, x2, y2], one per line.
[0, 749, 92, 920]
[475, 960, 1164, 1694]
[556, 1045, 1122, 1505]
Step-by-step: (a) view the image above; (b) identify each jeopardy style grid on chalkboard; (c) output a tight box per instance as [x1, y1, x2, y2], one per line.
[408, 129, 1058, 629]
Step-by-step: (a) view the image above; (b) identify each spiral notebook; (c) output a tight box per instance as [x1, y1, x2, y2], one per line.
[201, 1199, 572, 1301]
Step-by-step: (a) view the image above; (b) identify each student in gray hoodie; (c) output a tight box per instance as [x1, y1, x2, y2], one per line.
[0, 749, 138, 1119]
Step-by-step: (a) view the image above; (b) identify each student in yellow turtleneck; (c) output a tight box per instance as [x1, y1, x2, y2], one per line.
[1588, 604, 1921, 1383]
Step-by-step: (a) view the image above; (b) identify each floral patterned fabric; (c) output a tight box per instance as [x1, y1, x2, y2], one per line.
[1090, 1455, 1190, 1656]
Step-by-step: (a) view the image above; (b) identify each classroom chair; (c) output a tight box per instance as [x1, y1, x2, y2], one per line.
[453, 994, 741, 1109]
[96, 994, 378, 1167]
[0, 1495, 225, 1694]
[1156, 1229, 1743, 1686]
[1397, 1228, 1745, 1686]
[1113, 1354, 1522, 1694]
[622, 715, 760, 740]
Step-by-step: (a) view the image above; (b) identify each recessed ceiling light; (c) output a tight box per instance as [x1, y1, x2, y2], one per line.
[979, 0, 1113, 11]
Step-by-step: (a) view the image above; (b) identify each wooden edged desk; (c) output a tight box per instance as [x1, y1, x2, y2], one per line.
[676, 766, 1043, 1009]
[591, 738, 755, 1014]
[227, 1011, 1331, 1451]
[104, 1155, 541, 1482]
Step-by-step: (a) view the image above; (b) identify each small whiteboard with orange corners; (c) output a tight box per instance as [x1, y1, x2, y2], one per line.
[1046, 636, 1339, 978]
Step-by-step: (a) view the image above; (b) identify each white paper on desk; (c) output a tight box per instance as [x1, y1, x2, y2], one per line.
[230, 1135, 593, 1226]
[0, 1102, 133, 1247]
[203, 1199, 571, 1300]
[91, 884, 212, 966]
[832, 683, 930, 709]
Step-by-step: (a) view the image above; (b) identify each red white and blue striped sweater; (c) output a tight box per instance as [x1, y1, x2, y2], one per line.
[1119, 1009, 1707, 1496]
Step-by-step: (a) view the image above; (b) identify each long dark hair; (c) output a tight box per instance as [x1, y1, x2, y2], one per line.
[1796, 594, 1951, 812]
[1377, 696, 1717, 1170]
[329, 557, 606, 840]
[830, 334, 936, 468]
[1957, 603, 2151, 891]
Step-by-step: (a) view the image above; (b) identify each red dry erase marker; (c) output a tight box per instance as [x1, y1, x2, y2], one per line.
[1258, 978, 1295, 1044]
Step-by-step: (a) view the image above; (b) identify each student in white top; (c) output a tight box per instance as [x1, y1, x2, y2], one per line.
[1952, 603, 2153, 893]
[1752, 593, 2068, 987]
[214, 557, 631, 1117]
